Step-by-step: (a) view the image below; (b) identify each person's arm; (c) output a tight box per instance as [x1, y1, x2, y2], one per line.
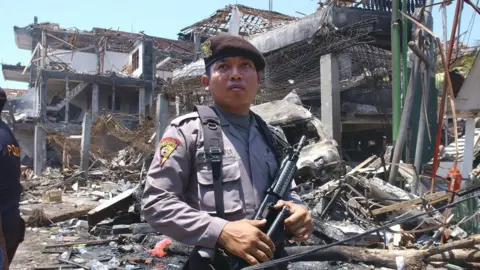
[141, 125, 228, 249]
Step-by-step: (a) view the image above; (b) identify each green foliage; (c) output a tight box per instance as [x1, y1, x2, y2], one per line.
[434, 46, 478, 90]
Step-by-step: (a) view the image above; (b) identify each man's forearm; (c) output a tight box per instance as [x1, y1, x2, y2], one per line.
[142, 191, 228, 249]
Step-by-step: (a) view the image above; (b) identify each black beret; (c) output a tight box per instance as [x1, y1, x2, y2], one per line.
[202, 34, 266, 72]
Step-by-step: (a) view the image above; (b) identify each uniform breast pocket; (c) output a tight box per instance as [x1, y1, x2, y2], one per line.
[196, 160, 243, 215]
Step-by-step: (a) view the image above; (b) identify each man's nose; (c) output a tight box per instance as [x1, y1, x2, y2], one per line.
[230, 66, 242, 80]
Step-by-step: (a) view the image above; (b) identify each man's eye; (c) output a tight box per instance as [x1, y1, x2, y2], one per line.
[219, 64, 227, 69]
[242, 63, 252, 68]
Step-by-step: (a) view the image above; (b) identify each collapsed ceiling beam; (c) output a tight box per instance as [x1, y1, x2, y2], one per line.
[156, 49, 193, 61]
[43, 70, 149, 87]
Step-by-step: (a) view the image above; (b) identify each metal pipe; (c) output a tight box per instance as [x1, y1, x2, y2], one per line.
[402, 0, 409, 161]
[389, 56, 421, 185]
[413, 68, 431, 194]
[442, 5, 449, 158]
[429, 0, 464, 194]
[465, 0, 480, 15]
[408, 41, 430, 67]
[413, 0, 435, 195]
[392, 0, 402, 143]
[402, 0, 409, 106]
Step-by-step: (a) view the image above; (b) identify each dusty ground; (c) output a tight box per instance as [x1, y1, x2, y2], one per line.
[10, 227, 71, 270]
[9, 193, 102, 269]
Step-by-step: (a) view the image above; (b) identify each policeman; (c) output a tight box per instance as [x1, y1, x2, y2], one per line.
[0, 87, 25, 269]
[141, 35, 313, 269]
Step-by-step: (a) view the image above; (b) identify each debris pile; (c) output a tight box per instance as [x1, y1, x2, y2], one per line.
[17, 151, 480, 270]
[14, 94, 480, 269]
[289, 153, 480, 270]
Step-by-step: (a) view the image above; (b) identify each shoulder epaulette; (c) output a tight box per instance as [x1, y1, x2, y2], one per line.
[170, 112, 200, 127]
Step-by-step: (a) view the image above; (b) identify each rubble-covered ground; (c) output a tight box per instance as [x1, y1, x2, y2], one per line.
[11, 143, 480, 270]
[10, 94, 480, 270]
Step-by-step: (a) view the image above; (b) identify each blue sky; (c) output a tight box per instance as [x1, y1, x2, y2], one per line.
[0, 0, 478, 89]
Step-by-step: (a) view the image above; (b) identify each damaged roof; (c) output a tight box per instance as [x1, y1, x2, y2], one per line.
[2, 88, 27, 98]
[13, 22, 195, 55]
[178, 4, 298, 40]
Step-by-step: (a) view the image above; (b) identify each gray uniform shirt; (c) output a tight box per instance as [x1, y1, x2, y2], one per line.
[141, 107, 303, 249]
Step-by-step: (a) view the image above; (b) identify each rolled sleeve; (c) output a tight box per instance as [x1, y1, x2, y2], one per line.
[141, 125, 227, 249]
[286, 190, 304, 206]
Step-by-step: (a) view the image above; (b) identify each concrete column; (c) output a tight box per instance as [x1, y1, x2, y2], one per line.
[34, 77, 47, 176]
[139, 87, 146, 122]
[149, 88, 154, 111]
[320, 53, 342, 150]
[65, 77, 69, 124]
[62, 139, 69, 170]
[34, 29, 47, 176]
[80, 112, 92, 181]
[92, 83, 99, 116]
[194, 32, 202, 61]
[112, 83, 116, 112]
[33, 125, 46, 176]
[182, 95, 186, 114]
[175, 95, 180, 116]
[462, 117, 476, 186]
[156, 93, 169, 147]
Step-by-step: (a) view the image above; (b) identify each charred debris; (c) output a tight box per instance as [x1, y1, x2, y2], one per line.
[16, 92, 480, 270]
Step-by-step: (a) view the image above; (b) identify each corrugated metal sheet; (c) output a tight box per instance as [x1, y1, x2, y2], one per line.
[441, 128, 480, 162]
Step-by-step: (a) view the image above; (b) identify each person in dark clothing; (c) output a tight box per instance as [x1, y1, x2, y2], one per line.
[0, 86, 25, 269]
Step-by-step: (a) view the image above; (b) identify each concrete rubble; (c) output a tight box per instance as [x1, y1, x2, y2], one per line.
[15, 93, 479, 270]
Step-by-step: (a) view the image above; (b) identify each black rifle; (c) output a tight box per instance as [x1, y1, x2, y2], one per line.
[225, 135, 308, 269]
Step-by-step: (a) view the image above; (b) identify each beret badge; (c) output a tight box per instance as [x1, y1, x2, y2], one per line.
[201, 40, 212, 58]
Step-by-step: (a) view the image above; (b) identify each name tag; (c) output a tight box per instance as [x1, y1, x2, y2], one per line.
[196, 147, 236, 164]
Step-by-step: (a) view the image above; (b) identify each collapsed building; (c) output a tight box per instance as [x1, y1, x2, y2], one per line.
[2, 17, 194, 173]
[2, 1, 434, 176]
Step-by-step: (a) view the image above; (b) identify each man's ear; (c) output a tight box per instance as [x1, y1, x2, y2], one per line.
[201, 74, 210, 91]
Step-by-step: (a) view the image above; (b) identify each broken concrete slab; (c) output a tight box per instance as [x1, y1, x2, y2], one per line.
[131, 223, 156, 235]
[251, 91, 342, 183]
[247, 9, 325, 54]
[87, 187, 137, 228]
[112, 225, 132, 235]
[314, 220, 382, 246]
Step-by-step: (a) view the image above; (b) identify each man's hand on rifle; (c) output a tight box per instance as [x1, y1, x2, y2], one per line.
[273, 200, 313, 242]
[218, 219, 275, 265]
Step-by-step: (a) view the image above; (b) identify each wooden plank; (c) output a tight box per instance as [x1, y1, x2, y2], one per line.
[371, 191, 453, 216]
[347, 155, 377, 176]
[87, 187, 136, 227]
[44, 239, 115, 249]
[34, 265, 78, 269]
[25, 204, 95, 227]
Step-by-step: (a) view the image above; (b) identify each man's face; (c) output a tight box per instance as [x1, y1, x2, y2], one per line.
[202, 56, 260, 111]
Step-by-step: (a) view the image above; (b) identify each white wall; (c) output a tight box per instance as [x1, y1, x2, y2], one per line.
[455, 54, 480, 114]
[48, 51, 97, 73]
[157, 70, 173, 80]
[104, 51, 129, 73]
[47, 50, 129, 74]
